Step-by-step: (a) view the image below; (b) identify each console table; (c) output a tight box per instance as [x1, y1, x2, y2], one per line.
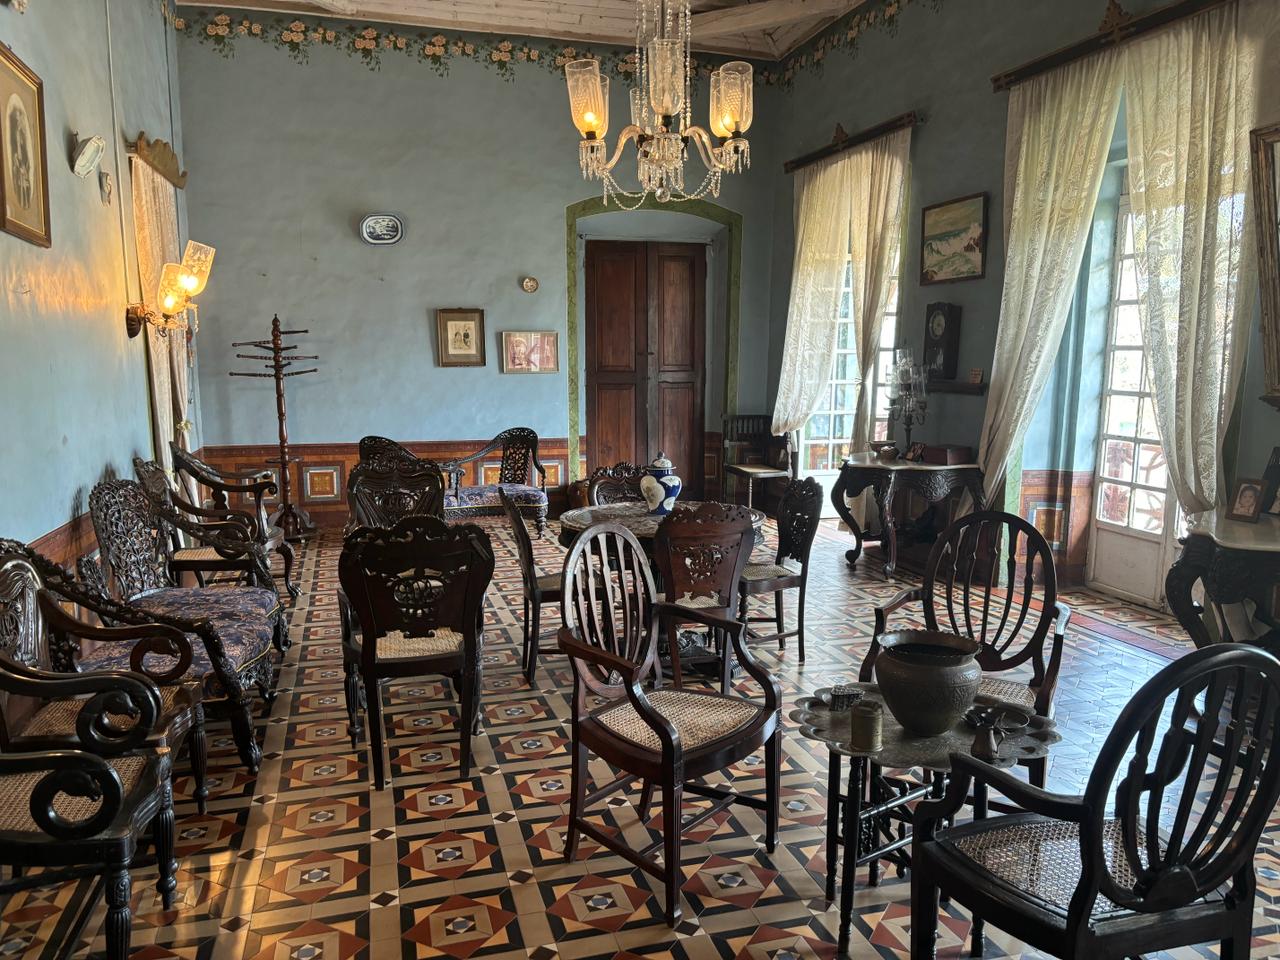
[1165, 511, 1280, 649]
[829, 453, 985, 578]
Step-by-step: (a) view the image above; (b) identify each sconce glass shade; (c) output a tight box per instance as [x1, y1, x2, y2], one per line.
[156, 262, 189, 316]
[711, 61, 753, 136]
[565, 59, 607, 138]
[646, 39, 684, 119]
[178, 240, 215, 296]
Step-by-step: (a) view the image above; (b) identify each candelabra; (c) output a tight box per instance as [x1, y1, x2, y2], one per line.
[229, 315, 318, 542]
[887, 349, 928, 449]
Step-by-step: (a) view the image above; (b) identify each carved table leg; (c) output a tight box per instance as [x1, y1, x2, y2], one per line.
[877, 478, 897, 580]
[1166, 535, 1214, 649]
[830, 469, 864, 568]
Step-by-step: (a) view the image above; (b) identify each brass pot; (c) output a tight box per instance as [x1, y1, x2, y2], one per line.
[874, 630, 981, 737]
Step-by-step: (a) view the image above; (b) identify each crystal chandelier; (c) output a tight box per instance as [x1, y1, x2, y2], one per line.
[563, 0, 753, 209]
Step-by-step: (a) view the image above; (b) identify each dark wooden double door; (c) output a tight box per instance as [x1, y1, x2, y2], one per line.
[585, 240, 706, 498]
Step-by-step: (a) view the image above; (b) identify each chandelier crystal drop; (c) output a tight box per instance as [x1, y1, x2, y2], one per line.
[563, 0, 753, 208]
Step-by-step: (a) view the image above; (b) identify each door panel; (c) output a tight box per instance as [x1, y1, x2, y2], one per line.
[650, 243, 705, 497]
[592, 384, 640, 470]
[656, 254, 696, 371]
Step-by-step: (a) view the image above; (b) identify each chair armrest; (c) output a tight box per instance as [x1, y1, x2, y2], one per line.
[38, 592, 194, 686]
[1053, 601, 1072, 638]
[531, 453, 547, 489]
[558, 627, 645, 683]
[653, 603, 781, 711]
[0, 749, 136, 840]
[951, 753, 1086, 821]
[653, 601, 741, 635]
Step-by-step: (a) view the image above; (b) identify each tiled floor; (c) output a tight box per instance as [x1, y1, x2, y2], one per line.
[3, 518, 1278, 959]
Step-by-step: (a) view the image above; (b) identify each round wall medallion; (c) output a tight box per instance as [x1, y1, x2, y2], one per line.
[520, 276, 539, 293]
[359, 213, 403, 245]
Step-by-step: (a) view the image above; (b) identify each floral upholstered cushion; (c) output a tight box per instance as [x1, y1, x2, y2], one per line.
[445, 483, 547, 510]
[77, 587, 278, 699]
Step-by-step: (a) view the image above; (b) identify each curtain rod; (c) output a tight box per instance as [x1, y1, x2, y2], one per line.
[991, 0, 1234, 92]
[782, 111, 923, 175]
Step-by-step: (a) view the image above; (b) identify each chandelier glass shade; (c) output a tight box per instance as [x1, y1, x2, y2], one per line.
[563, 0, 753, 208]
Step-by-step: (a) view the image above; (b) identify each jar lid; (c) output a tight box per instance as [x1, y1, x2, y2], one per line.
[651, 451, 673, 469]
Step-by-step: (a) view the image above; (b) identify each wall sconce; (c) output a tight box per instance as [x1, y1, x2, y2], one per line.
[126, 240, 216, 338]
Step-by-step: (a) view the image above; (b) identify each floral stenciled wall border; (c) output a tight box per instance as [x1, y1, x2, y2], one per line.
[170, 0, 945, 88]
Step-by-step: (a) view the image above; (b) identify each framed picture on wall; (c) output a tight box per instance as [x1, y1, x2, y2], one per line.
[920, 192, 987, 284]
[436, 308, 486, 367]
[501, 331, 558, 373]
[0, 44, 50, 247]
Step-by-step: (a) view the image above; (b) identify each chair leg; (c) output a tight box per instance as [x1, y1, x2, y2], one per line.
[775, 592, 785, 651]
[535, 508, 548, 539]
[564, 740, 588, 861]
[459, 668, 479, 780]
[662, 776, 684, 926]
[764, 731, 781, 853]
[520, 597, 531, 676]
[104, 867, 132, 960]
[910, 859, 940, 960]
[229, 700, 261, 773]
[796, 582, 808, 663]
[1026, 755, 1047, 789]
[343, 657, 363, 749]
[667, 623, 683, 688]
[366, 674, 387, 790]
[278, 540, 299, 600]
[1222, 904, 1254, 960]
[154, 780, 177, 910]
[190, 704, 208, 815]
[744, 477, 754, 510]
[637, 779, 655, 822]
[526, 600, 542, 684]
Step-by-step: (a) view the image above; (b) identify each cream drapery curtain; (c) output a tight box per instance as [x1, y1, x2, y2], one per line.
[771, 156, 855, 436]
[977, 53, 1123, 503]
[1123, 3, 1256, 516]
[130, 156, 185, 471]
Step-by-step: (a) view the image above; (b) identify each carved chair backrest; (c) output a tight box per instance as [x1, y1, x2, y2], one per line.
[1077, 645, 1280, 918]
[496, 427, 540, 485]
[921, 510, 1057, 681]
[88, 478, 174, 600]
[653, 502, 754, 611]
[0, 549, 48, 745]
[347, 457, 447, 529]
[170, 442, 274, 533]
[499, 490, 538, 588]
[587, 462, 646, 506]
[560, 522, 658, 706]
[358, 435, 419, 467]
[774, 477, 823, 567]
[723, 414, 796, 476]
[338, 516, 494, 666]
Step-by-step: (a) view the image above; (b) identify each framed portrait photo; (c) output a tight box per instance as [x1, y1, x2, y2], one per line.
[502, 330, 558, 374]
[1226, 478, 1265, 523]
[436, 308, 485, 367]
[1261, 446, 1280, 518]
[920, 192, 987, 285]
[0, 44, 50, 247]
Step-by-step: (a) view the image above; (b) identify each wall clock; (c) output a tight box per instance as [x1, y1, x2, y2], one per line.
[923, 302, 961, 380]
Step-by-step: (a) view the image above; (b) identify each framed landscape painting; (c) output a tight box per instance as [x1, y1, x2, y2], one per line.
[0, 44, 50, 247]
[501, 331, 558, 373]
[920, 192, 987, 284]
[436, 308, 485, 367]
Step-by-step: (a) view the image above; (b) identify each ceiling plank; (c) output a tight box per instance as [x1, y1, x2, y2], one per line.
[692, 0, 853, 37]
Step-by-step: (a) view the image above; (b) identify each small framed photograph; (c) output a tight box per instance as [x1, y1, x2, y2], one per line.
[1226, 478, 1265, 523]
[0, 44, 50, 247]
[436, 308, 485, 367]
[502, 330, 558, 374]
[904, 442, 927, 463]
[1261, 446, 1280, 517]
[920, 192, 987, 285]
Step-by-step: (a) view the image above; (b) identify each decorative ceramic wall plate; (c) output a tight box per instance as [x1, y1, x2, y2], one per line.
[359, 213, 402, 245]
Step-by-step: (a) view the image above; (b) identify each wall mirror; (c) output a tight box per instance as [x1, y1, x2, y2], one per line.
[1252, 122, 1280, 411]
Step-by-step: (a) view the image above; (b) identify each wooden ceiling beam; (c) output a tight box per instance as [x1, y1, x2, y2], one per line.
[691, 0, 855, 38]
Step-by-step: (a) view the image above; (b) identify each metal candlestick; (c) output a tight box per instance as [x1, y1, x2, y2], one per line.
[229, 314, 318, 542]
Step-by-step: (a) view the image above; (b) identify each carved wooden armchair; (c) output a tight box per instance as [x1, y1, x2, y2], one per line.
[912, 644, 1280, 960]
[587, 461, 646, 506]
[86, 477, 286, 772]
[443, 427, 549, 537]
[558, 522, 781, 925]
[346, 454, 447, 532]
[0, 669, 176, 960]
[339, 516, 495, 787]
[170, 442, 297, 598]
[0, 543, 207, 812]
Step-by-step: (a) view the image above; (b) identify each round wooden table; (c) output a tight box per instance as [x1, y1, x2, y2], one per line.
[557, 500, 767, 549]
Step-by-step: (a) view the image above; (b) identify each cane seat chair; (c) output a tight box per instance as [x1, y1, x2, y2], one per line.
[738, 477, 823, 662]
[559, 523, 782, 925]
[443, 427, 549, 537]
[721, 415, 795, 510]
[346, 453, 447, 532]
[86, 477, 285, 772]
[653, 502, 755, 693]
[498, 489, 562, 683]
[587, 461, 646, 506]
[170, 443, 298, 598]
[0, 544, 208, 812]
[339, 516, 495, 786]
[911, 643, 1280, 960]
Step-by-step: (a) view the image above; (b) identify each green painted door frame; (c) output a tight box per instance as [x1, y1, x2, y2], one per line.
[564, 195, 744, 481]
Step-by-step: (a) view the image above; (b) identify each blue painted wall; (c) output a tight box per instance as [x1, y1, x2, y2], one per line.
[176, 13, 784, 448]
[0, 0, 187, 542]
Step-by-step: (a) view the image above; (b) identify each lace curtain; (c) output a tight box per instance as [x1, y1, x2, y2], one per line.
[771, 155, 854, 436]
[130, 156, 186, 471]
[1123, 4, 1256, 517]
[977, 53, 1123, 503]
